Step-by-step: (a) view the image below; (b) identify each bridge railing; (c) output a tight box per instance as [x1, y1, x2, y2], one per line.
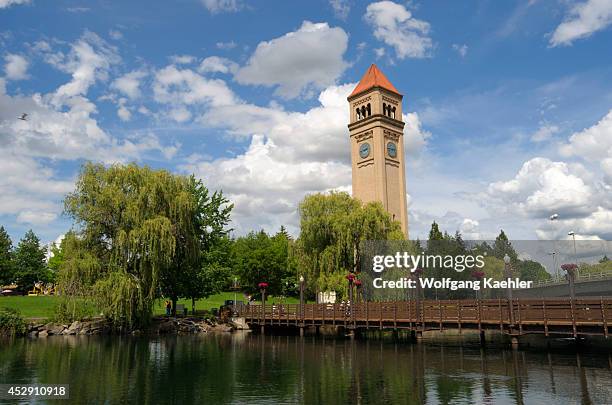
[237, 298, 612, 335]
[531, 269, 612, 287]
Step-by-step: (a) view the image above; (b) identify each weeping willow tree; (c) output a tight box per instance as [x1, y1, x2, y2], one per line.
[59, 163, 208, 329]
[296, 192, 405, 299]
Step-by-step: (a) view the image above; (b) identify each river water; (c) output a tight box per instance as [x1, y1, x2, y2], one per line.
[1, 333, 611, 404]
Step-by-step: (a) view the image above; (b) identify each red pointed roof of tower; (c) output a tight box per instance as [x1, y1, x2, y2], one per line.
[348, 64, 401, 99]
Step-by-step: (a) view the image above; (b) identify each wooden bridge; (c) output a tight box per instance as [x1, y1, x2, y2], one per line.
[237, 298, 612, 338]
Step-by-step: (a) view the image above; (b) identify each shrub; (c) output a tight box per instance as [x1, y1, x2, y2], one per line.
[0, 307, 28, 336]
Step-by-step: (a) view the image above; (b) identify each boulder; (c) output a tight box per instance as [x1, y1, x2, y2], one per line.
[48, 324, 65, 335]
[38, 330, 48, 337]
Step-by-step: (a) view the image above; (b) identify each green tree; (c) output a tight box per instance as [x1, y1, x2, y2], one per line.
[231, 230, 291, 297]
[517, 260, 551, 282]
[600, 255, 610, 263]
[60, 163, 226, 328]
[492, 230, 518, 262]
[159, 176, 232, 313]
[296, 192, 404, 299]
[13, 230, 49, 293]
[428, 221, 443, 241]
[0, 226, 14, 286]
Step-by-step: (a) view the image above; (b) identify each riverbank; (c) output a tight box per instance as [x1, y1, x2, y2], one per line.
[24, 315, 249, 337]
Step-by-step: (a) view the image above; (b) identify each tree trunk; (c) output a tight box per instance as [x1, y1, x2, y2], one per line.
[192, 297, 196, 315]
[172, 297, 177, 316]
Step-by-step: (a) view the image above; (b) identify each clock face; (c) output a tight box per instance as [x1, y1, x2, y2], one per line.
[359, 142, 370, 158]
[387, 142, 397, 158]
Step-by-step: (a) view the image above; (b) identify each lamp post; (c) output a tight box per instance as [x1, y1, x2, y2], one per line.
[258, 282, 268, 334]
[354, 279, 362, 303]
[346, 273, 355, 304]
[472, 270, 485, 300]
[233, 277, 238, 307]
[561, 263, 577, 300]
[550, 213, 559, 280]
[299, 275, 304, 321]
[413, 268, 423, 327]
[568, 231, 578, 278]
[504, 254, 514, 325]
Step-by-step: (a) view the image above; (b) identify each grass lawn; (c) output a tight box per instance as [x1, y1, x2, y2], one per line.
[0, 296, 58, 319]
[0, 292, 303, 319]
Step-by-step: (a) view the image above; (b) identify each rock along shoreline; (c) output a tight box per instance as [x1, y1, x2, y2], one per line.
[25, 316, 250, 338]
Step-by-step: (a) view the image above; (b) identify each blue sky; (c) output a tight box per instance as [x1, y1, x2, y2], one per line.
[1, 0, 611, 247]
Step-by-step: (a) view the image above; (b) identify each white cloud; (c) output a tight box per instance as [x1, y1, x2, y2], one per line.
[235, 21, 349, 98]
[201, 0, 242, 13]
[17, 211, 58, 226]
[559, 109, 612, 185]
[45, 31, 120, 107]
[365, 1, 433, 59]
[452, 43, 468, 57]
[560, 109, 612, 161]
[170, 55, 196, 65]
[4, 54, 29, 80]
[482, 154, 612, 240]
[152, 64, 238, 123]
[550, 0, 612, 46]
[198, 56, 238, 74]
[117, 97, 131, 121]
[486, 158, 597, 218]
[0, 0, 29, 8]
[1, 33, 175, 163]
[216, 41, 237, 50]
[531, 124, 559, 142]
[403, 112, 431, 158]
[111, 70, 147, 99]
[0, 154, 73, 225]
[329, 0, 350, 20]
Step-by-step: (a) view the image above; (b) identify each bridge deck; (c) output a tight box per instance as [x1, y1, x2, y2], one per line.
[237, 298, 612, 337]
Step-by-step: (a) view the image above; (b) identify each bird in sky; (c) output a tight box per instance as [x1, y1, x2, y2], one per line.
[18, 113, 28, 121]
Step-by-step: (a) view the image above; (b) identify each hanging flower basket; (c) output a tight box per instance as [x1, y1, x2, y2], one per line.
[354, 279, 362, 287]
[346, 273, 355, 281]
[258, 282, 269, 289]
[561, 263, 578, 272]
[471, 271, 485, 280]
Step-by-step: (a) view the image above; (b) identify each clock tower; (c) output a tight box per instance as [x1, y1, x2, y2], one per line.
[347, 64, 409, 237]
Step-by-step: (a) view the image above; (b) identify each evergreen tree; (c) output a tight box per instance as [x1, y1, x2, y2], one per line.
[428, 222, 443, 241]
[0, 226, 14, 286]
[14, 230, 49, 293]
[492, 230, 518, 262]
[600, 255, 610, 263]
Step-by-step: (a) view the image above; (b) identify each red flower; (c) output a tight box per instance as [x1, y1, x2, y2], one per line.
[354, 279, 362, 286]
[258, 282, 269, 289]
[561, 263, 578, 271]
[471, 271, 485, 280]
[346, 273, 356, 281]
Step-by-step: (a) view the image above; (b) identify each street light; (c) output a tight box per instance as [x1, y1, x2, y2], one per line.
[550, 214, 559, 280]
[568, 231, 578, 278]
[504, 254, 514, 325]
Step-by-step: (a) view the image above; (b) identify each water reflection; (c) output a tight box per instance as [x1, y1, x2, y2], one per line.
[1, 334, 611, 404]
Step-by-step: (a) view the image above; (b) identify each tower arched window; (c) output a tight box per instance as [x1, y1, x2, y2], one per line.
[356, 108, 361, 120]
[391, 107, 396, 119]
[383, 103, 387, 116]
[361, 106, 366, 119]
[366, 103, 371, 117]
